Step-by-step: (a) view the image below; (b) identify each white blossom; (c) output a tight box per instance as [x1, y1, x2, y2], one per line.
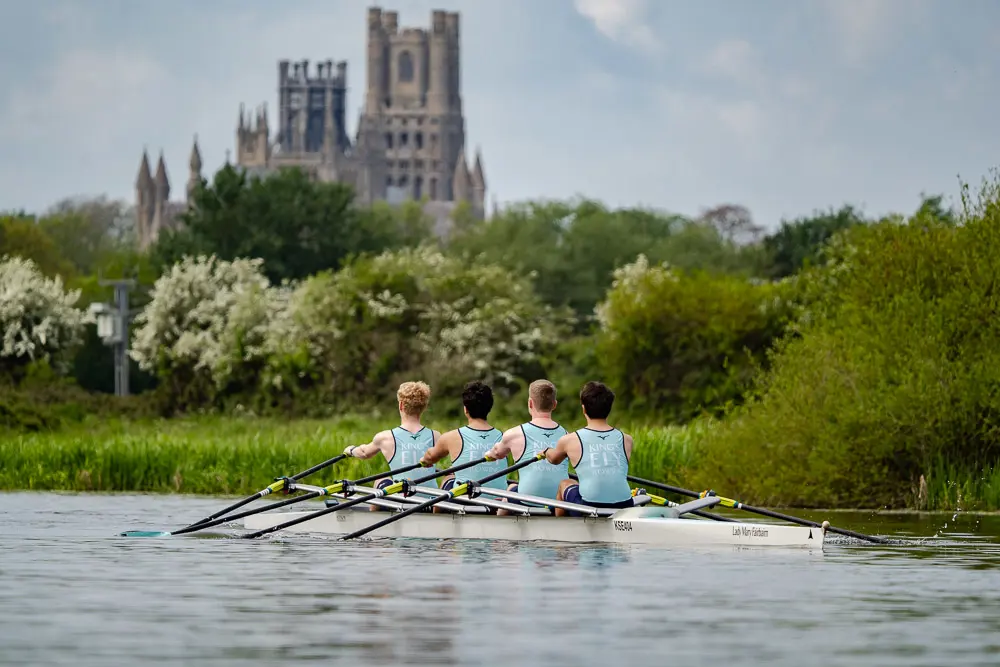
[0, 255, 88, 371]
[130, 255, 287, 388]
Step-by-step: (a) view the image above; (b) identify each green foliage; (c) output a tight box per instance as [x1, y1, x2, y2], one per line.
[595, 256, 796, 423]
[0, 373, 155, 432]
[0, 215, 76, 278]
[153, 166, 429, 283]
[0, 414, 700, 495]
[762, 205, 867, 278]
[691, 179, 1000, 509]
[448, 200, 758, 319]
[263, 247, 571, 417]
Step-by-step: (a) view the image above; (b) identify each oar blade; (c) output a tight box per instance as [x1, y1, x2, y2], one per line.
[119, 530, 173, 538]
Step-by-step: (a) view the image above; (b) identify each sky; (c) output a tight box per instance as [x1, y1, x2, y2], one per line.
[1, 0, 998, 229]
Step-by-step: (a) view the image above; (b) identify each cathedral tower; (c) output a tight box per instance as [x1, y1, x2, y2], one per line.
[360, 7, 484, 214]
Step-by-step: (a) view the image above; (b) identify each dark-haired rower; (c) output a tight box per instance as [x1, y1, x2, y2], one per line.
[544, 381, 634, 517]
[419, 381, 507, 510]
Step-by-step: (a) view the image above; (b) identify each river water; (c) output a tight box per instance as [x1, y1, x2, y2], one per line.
[1, 492, 999, 666]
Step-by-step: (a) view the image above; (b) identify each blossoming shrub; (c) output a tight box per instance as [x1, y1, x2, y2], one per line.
[595, 254, 797, 423]
[130, 255, 286, 408]
[263, 247, 570, 413]
[0, 255, 88, 377]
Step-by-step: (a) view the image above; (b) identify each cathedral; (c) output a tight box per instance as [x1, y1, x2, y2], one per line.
[135, 6, 487, 249]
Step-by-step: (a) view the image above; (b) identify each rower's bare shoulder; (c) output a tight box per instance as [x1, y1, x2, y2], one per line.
[501, 425, 523, 441]
[555, 432, 577, 449]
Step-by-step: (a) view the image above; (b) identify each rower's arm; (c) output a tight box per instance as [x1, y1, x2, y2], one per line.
[544, 434, 574, 465]
[420, 430, 455, 466]
[485, 427, 520, 461]
[623, 433, 633, 461]
[345, 431, 389, 460]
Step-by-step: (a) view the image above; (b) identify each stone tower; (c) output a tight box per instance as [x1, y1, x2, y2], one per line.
[134, 138, 203, 250]
[362, 7, 485, 216]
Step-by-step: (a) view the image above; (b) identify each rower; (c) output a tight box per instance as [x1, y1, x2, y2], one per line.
[419, 380, 507, 512]
[484, 379, 567, 515]
[343, 381, 440, 511]
[544, 381, 634, 517]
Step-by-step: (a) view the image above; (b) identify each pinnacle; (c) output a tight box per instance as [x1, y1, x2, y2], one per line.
[136, 149, 152, 187]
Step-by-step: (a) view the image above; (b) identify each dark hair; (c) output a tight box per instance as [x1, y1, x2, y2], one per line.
[462, 381, 494, 419]
[580, 381, 614, 419]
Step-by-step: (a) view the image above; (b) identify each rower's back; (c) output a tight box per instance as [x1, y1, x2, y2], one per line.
[453, 425, 507, 489]
[388, 426, 436, 482]
[516, 421, 568, 498]
[573, 426, 631, 503]
[569, 381, 632, 506]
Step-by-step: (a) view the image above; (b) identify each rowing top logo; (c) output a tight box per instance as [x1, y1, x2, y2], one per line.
[598, 434, 609, 440]
[410, 434, 420, 439]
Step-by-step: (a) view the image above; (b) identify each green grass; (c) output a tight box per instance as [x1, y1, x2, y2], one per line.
[0, 415, 699, 495]
[6, 414, 998, 510]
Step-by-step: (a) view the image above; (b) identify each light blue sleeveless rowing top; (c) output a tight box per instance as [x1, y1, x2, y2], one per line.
[573, 428, 631, 503]
[387, 426, 436, 482]
[451, 426, 507, 489]
[515, 422, 568, 499]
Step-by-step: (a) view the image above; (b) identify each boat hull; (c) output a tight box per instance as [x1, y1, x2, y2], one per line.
[242, 506, 824, 549]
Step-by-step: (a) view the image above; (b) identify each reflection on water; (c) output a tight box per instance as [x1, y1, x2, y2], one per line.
[2, 492, 1000, 667]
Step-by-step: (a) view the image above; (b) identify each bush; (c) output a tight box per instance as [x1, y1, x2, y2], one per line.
[130, 255, 287, 410]
[263, 246, 572, 415]
[0, 255, 89, 377]
[595, 255, 796, 423]
[690, 177, 1000, 509]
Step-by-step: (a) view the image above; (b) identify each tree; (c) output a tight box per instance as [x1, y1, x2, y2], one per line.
[762, 205, 867, 278]
[39, 196, 133, 274]
[0, 215, 76, 279]
[153, 165, 402, 283]
[700, 204, 762, 244]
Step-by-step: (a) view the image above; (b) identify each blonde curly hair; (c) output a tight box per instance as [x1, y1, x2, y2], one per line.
[397, 381, 431, 416]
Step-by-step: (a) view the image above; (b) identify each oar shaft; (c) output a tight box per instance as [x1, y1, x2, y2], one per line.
[241, 458, 493, 540]
[242, 489, 384, 539]
[627, 475, 889, 545]
[172, 491, 321, 535]
[569, 473, 736, 523]
[185, 453, 349, 529]
[339, 454, 546, 541]
[181, 461, 428, 536]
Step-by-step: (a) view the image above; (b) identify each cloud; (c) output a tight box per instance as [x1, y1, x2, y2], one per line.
[0, 49, 165, 149]
[573, 0, 660, 54]
[700, 38, 764, 86]
[820, 0, 929, 64]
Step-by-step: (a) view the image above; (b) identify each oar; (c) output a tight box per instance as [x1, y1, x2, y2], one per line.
[183, 453, 351, 530]
[120, 461, 424, 537]
[339, 453, 548, 541]
[568, 473, 736, 523]
[242, 456, 496, 539]
[627, 475, 889, 545]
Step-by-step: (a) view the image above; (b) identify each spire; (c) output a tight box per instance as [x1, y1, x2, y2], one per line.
[154, 152, 170, 199]
[452, 147, 471, 201]
[238, 103, 245, 130]
[189, 136, 202, 172]
[471, 147, 485, 191]
[188, 137, 202, 202]
[136, 149, 152, 189]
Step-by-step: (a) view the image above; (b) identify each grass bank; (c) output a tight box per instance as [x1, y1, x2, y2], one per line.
[0, 415, 700, 495]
